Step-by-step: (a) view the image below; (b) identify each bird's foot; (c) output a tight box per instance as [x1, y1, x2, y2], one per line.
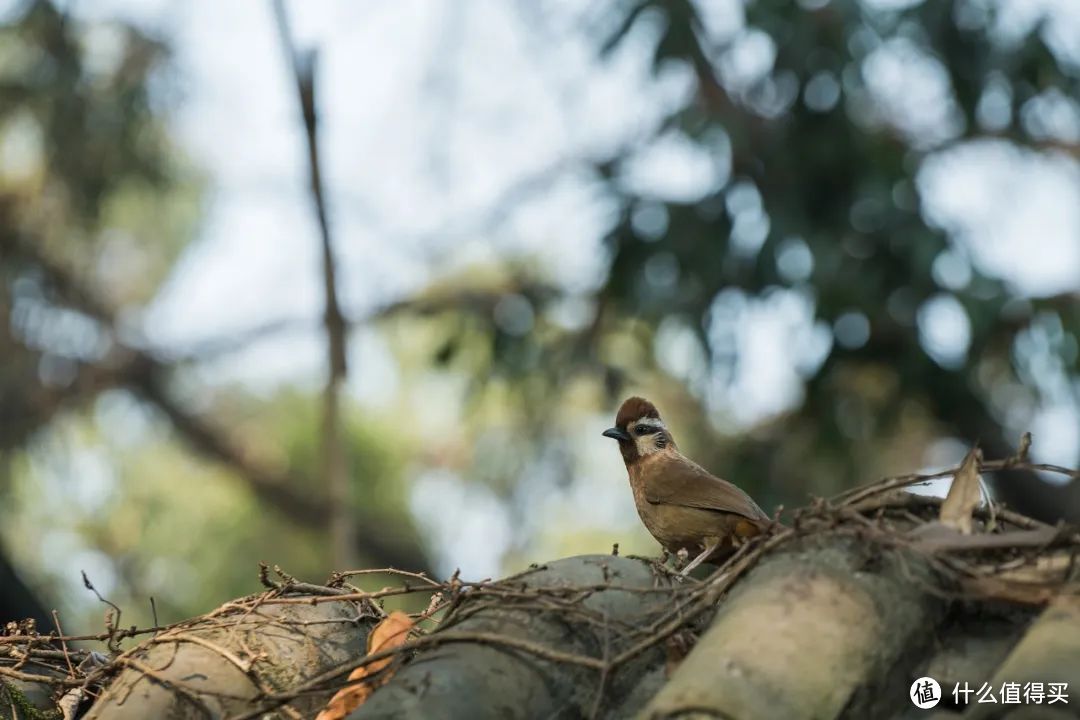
[673, 548, 690, 570]
[626, 551, 680, 577]
[679, 540, 721, 577]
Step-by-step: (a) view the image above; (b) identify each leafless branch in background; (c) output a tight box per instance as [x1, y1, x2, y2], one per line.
[271, 0, 357, 569]
[0, 229, 429, 573]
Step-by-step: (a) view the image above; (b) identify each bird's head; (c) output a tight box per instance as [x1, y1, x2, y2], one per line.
[603, 396, 673, 463]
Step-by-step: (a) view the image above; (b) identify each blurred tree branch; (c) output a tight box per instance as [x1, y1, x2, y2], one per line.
[272, 0, 357, 570]
[0, 226, 429, 574]
[166, 282, 561, 364]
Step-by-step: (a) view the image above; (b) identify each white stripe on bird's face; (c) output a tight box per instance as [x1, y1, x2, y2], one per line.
[629, 416, 668, 457]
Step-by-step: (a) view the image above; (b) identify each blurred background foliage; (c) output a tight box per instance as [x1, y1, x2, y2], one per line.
[1, 0, 1079, 631]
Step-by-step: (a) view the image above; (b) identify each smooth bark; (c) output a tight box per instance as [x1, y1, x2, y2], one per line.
[641, 537, 944, 720]
[82, 595, 373, 720]
[350, 555, 679, 720]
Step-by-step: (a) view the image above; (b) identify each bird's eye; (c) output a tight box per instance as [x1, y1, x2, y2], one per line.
[634, 425, 650, 435]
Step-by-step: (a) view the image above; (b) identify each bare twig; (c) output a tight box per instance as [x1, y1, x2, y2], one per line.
[150, 634, 254, 675]
[81, 571, 122, 653]
[834, 458, 1080, 508]
[51, 610, 75, 678]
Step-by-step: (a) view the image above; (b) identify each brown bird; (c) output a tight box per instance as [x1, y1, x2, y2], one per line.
[603, 396, 773, 575]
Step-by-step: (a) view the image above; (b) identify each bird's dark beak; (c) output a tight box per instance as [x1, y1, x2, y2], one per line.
[602, 427, 631, 442]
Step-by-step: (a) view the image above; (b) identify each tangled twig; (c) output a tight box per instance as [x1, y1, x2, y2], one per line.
[4, 440, 1079, 720]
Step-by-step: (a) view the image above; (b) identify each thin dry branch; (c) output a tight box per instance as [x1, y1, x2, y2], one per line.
[835, 457, 1080, 508]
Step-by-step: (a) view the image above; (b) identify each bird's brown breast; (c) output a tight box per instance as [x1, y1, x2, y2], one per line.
[628, 452, 769, 556]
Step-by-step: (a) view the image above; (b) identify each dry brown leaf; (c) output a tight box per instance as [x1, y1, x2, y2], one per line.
[939, 446, 983, 535]
[315, 611, 414, 720]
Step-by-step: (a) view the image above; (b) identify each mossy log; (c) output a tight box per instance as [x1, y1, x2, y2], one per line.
[0, 661, 64, 720]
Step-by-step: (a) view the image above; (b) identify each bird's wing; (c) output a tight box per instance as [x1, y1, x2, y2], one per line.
[644, 458, 770, 522]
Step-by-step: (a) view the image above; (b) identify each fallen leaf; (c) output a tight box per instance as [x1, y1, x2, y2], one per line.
[315, 611, 414, 720]
[939, 447, 983, 535]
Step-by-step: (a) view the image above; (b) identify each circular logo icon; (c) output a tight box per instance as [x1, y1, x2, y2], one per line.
[910, 677, 942, 709]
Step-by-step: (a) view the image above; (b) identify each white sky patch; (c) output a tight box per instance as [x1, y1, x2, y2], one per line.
[194, 328, 327, 396]
[1022, 88, 1080, 144]
[410, 469, 512, 579]
[620, 130, 732, 202]
[653, 317, 709, 394]
[707, 288, 831, 429]
[146, 193, 323, 348]
[909, 437, 977, 499]
[66, 547, 121, 606]
[859, 0, 925, 11]
[917, 294, 972, 369]
[918, 140, 1080, 297]
[989, 0, 1080, 70]
[500, 170, 619, 294]
[861, 38, 964, 149]
[718, 28, 776, 94]
[691, 0, 745, 47]
[1030, 403, 1080, 480]
[347, 327, 400, 408]
[64, 447, 116, 514]
[903, 478, 953, 499]
[576, 416, 643, 525]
